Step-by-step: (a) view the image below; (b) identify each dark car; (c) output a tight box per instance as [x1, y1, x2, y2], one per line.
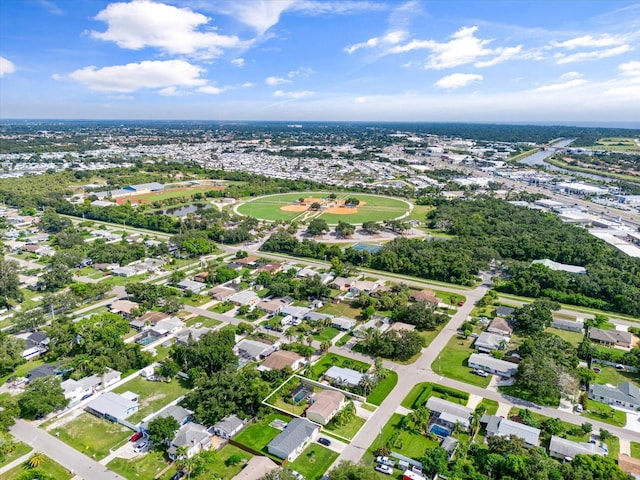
[171, 471, 185, 480]
[318, 437, 331, 446]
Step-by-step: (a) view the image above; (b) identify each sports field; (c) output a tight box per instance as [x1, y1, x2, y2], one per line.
[115, 185, 225, 205]
[236, 192, 410, 224]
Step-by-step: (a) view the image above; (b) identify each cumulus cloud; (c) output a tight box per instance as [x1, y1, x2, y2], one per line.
[619, 61, 640, 76]
[534, 78, 587, 92]
[560, 71, 583, 80]
[0, 57, 16, 77]
[551, 33, 629, 50]
[555, 45, 632, 64]
[265, 76, 290, 86]
[231, 58, 245, 68]
[90, 0, 247, 57]
[433, 73, 483, 90]
[273, 90, 314, 99]
[344, 30, 408, 54]
[199, 85, 226, 95]
[54, 59, 207, 92]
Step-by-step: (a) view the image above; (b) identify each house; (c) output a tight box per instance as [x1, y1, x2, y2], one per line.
[177, 279, 207, 294]
[332, 316, 357, 331]
[481, 415, 540, 447]
[295, 267, 318, 278]
[468, 353, 518, 378]
[388, 322, 415, 333]
[257, 299, 282, 316]
[281, 305, 311, 322]
[136, 311, 169, 326]
[532, 259, 587, 275]
[235, 256, 259, 267]
[93, 262, 118, 272]
[60, 379, 91, 404]
[124, 182, 164, 193]
[487, 317, 514, 336]
[213, 414, 247, 439]
[175, 327, 212, 345]
[589, 328, 633, 348]
[496, 306, 515, 318]
[551, 318, 584, 333]
[306, 389, 345, 425]
[230, 290, 260, 307]
[27, 363, 59, 380]
[193, 271, 209, 283]
[441, 437, 459, 460]
[324, 366, 365, 388]
[350, 280, 379, 294]
[410, 289, 440, 304]
[86, 391, 139, 423]
[232, 456, 278, 480]
[151, 317, 185, 336]
[235, 339, 278, 362]
[267, 417, 320, 461]
[142, 405, 192, 431]
[109, 299, 140, 316]
[474, 332, 509, 353]
[25, 331, 50, 354]
[304, 312, 333, 324]
[330, 277, 358, 291]
[111, 266, 138, 277]
[426, 397, 472, 430]
[209, 286, 236, 301]
[260, 350, 305, 371]
[255, 263, 283, 274]
[589, 382, 640, 411]
[168, 422, 211, 459]
[549, 436, 607, 460]
[102, 368, 122, 388]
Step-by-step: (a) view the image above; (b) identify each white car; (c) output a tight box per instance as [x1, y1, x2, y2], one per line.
[375, 465, 394, 475]
[375, 456, 395, 467]
[134, 441, 148, 452]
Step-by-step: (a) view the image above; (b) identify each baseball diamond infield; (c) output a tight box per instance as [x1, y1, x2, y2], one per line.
[235, 192, 412, 224]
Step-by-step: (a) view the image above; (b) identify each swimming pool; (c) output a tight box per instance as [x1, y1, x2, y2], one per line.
[430, 424, 451, 437]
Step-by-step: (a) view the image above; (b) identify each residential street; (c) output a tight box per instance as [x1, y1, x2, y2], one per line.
[10, 419, 125, 480]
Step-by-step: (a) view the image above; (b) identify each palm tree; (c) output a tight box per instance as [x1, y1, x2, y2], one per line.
[358, 375, 375, 397]
[27, 452, 46, 469]
[373, 357, 387, 381]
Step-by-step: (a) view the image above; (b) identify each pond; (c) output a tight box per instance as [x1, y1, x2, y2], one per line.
[162, 203, 211, 217]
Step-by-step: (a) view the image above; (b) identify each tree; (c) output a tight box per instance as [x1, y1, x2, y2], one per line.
[0, 333, 26, 376]
[158, 359, 180, 381]
[362, 221, 381, 234]
[306, 218, 329, 236]
[344, 197, 360, 206]
[0, 259, 23, 308]
[309, 202, 322, 211]
[169, 270, 186, 286]
[420, 447, 449, 477]
[162, 296, 183, 315]
[326, 461, 377, 480]
[512, 298, 559, 335]
[147, 416, 179, 447]
[27, 452, 47, 469]
[40, 207, 71, 233]
[361, 305, 375, 320]
[0, 395, 19, 430]
[18, 376, 68, 419]
[39, 258, 72, 291]
[335, 221, 355, 238]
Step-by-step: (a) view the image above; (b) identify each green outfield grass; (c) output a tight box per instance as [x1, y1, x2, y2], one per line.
[237, 192, 411, 224]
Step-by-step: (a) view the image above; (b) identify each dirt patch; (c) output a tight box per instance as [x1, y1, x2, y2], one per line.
[280, 205, 309, 212]
[325, 207, 359, 214]
[619, 455, 640, 476]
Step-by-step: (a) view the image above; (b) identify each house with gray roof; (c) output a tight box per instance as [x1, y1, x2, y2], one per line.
[142, 405, 191, 431]
[305, 311, 333, 324]
[496, 306, 515, 317]
[426, 397, 472, 429]
[213, 414, 247, 439]
[86, 392, 138, 424]
[589, 382, 640, 411]
[230, 290, 260, 307]
[267, 417, 320, 461]
[177, 279, 207, 294]
[481, 415, 540, 447]
[168, 422, 211, 459]
[331, 316, 356, 331]
[589, 328, 633, 349]
[487, 317, 513, 336]
[234, 339, 278, 362]
[468, 353, 518, 378]
[551, 318, 584, 333]
[474, 332, 509, 353]
[549, 436, 606, 460]
[175, 327, 212, 345]
[281, 305, 311, 321]
[324, 366, 365, 388]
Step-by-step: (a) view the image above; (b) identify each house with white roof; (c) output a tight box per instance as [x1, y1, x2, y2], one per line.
[549, 436, 606, 461]
[468, 353, 518, 378]
[481, 415, 540, 447]
[324, 366, 365, 388]
[426, 397, 472, 430]
[267, 418, 319, 461]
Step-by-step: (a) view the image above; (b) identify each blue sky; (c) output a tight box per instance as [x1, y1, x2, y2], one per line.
[1, 0, 639, 123]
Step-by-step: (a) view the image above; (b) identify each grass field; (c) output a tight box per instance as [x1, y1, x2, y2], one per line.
[401, 382, 469, 410]
[432, 336, 491, 388]
[0, 442, 32, 468]
[582, 399, 627, 427]
[324, 414, 366, 440]
[369, 413, 440, 459]
[545, 327, 584, 347]
[51, 412, 131, 459]
[317, 301, 361, 319]
[233, 412, 291, 458]
[367, 371, 398, 406]
[631, 441, 640, 459]
[287, 444, 339, 480]
[185, 315, 221, 329]
[592, 137, 640, 152]
[237, 192, 410, 224]
[115, 185, 224, 205]
[477, 398, 499, 415]
[107, 450, 175, 480]
[113, 375, 190, 423]
[3, 455, 73, 480]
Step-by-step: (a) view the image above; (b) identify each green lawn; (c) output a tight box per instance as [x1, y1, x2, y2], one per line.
[287, 444, 339, 480]
[477, 398, 499, 416]
[498, 384, 560, 408]
[334, 332, 352, 347]
[324, 414, 366, 440]
[367, 371, 398, 406]
[209, 301, 234, 314]
[401, 382, 469, 410]
[631, 441, 640, 460]
[406, 204, 435, 223]
[582, 400, 627, 427]
[1, 359, 45, 385]
[2, 456, 73, 480]
[51, 412, 131, 459]
[311, 326, 340, 343]
[113, 376, 190, 423]
[0, 442, 32, 468]
[318, 302, 361, 319]
[418, 327, 444, 349]
[545, 327, 584, 347]
[198, 445, 253, 479]
[185, 315, 221, 329]
[233, 412, 292, 458]
[180, 295, 209, 307]
[431, 336, 491, 388]
[306, 353, 370, 381]
[591, 365, 639, 387]
[107, 450, 175, 480]
[606, 435, 620, 460]
[369, 413, 440, 460]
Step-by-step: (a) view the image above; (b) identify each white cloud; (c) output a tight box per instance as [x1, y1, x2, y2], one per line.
[433, 73, 483, 90]
[231, 58, 245, 68]
[265, 76, 290, 86]
[555, 45, 632, 64]
[0, 57, 16, 77]
[199, 85, 225, 95]
[619, 61, 640, 76]
[474, 45, 522, 68]
[560, 71, 582, 80]
[241, 82, 255, 88]
[55, 59, 207, 92]
[551, 34, 628, 50]
[535, 78, 587, 92]
[273, 90, 314, 99]
[344, 30, 408, 54]
[158, 86, 181, 96]
[91, 0, 247, 57]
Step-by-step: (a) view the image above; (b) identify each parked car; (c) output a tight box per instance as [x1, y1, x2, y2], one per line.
[289, 470, 304, 480]
[130, 432, 143, 442]
[375, 456, 395, 467]
[134, 441, 148, 452]
[375, 465, 394, 475]
[473, 369, 489, 377]
[318, 437, 331, 446]
[575, 404, 583, 413]
[170, 471, 185, 480]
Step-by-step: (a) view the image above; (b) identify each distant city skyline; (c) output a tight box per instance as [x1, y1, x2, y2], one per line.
[1, 0, 639, 124]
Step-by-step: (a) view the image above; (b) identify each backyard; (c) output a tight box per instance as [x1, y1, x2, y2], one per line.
[287, 444, 339, 480]
[324, 414, 366, 440]
[431, 335, 491, 388]
[50, 412, 131, 459]
[113, 375, 190, 423]
[233, 412, 292, 459]
[582, 399, 627, 427]
[401, 382, 469, 410]
[369, 413, 440, 459]
[367, 371, 398, 406]
[107, 450, 175, 480]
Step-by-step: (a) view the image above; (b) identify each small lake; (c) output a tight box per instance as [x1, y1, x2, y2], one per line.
[162, 203, 211, 217]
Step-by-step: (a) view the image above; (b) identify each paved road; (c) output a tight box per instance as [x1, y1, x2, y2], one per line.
[10, 419, 125, 480]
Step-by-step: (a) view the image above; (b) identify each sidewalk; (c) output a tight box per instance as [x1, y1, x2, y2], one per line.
[0, 452, 33, 476]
